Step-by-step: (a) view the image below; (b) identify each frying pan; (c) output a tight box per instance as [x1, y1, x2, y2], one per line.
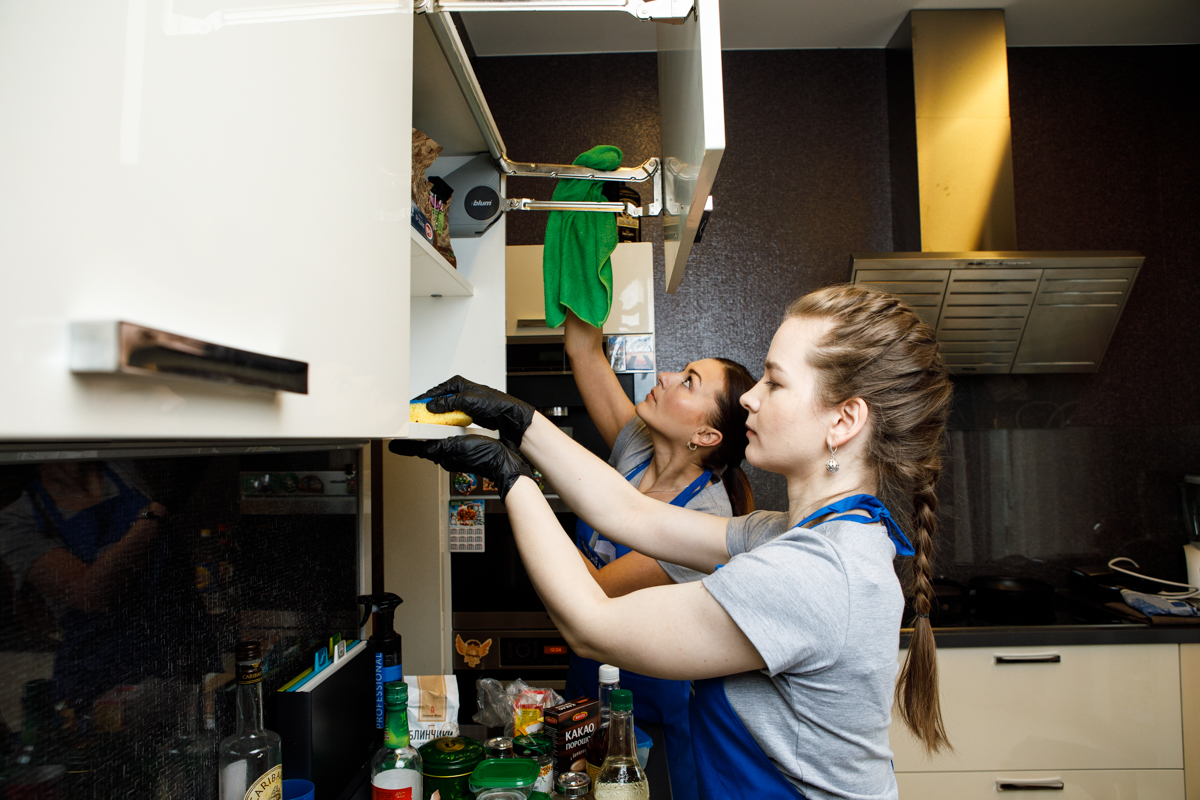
[970, 576, 1056, 624]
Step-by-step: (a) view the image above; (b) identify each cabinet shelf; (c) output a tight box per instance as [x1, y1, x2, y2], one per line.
[411, 228, 473, 297]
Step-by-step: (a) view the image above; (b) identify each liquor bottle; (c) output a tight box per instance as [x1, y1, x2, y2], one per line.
[584, 665, 620, 782]
[4, 679, 66, 799]
[219, 642, 282, 800]
[592, 690, 647, 800]
[195, 528, 222, 615]
[370, 681, 422, 800]
[157, 677, 218, 800]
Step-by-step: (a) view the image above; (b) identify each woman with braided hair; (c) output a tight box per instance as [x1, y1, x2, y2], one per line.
[394, 283, 953, 800]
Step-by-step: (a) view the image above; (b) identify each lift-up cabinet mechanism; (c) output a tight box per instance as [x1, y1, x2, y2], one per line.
[417, 0, 724, 293]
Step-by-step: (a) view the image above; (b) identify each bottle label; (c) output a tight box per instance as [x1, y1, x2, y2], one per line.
[241, 764, 282, 800]
[236, 659, 263, 685]
[372, 768, 421, 800]
[375, 654, 402, 728]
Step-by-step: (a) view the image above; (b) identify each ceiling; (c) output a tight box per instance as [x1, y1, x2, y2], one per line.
[459, 0, 1200, 56]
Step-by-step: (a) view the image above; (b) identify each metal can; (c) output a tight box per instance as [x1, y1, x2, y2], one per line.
[511, 734, 554, 794]
[417, 736, 485, 800]
[485, 736, 514, 759]
[553, 771, 592, 798]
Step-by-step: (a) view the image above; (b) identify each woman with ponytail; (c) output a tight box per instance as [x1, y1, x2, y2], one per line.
[561, 310, 756, 800]
[396, 284, 952, 800]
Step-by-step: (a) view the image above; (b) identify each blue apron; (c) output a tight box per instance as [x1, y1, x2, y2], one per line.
[689, 494, 913, 800]
[569, 461, 712, 800]
[30, 466, 164, 706]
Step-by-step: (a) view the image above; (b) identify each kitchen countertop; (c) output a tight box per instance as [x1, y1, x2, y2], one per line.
[901, 622, 1200, 649]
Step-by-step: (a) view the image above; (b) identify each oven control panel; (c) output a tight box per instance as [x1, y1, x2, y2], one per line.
[453, 630, 571, 672]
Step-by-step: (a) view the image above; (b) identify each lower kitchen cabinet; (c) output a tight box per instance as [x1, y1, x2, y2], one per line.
[891, 644, 1188, 799]
[897, 769, 1184, 798]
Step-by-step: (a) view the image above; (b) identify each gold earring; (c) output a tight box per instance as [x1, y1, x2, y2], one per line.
[687, 442, 698, 452]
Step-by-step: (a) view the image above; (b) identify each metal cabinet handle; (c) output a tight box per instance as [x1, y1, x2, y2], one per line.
[996, 779, 1065, 791]
[994, 653, 1061, 664]
[70, 321, 308, 394]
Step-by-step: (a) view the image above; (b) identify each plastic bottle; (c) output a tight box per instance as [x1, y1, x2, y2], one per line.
[357, 593, 404, 731]
[584, 665, 620, 783]
[593, 690, 647, 800]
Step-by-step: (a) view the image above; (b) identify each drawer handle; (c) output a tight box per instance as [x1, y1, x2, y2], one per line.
[996, 779, 1065, 791]
[70, 321, 308, 394]
[516, 318, 550, 328]
[994, 653, 1061, 664]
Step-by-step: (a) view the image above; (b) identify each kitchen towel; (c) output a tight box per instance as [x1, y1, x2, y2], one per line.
[543, 145, 623, 329]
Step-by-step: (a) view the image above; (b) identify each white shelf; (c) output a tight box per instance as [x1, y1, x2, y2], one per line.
[406, 422, 499, 440]
[411, 228, 473, 297]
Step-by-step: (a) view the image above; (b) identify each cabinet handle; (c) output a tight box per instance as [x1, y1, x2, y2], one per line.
[996, 779, 1065, 791]
[70, 321, 308, 394]
[994, 653, 1061, 664]
[516, 318, 549, 328]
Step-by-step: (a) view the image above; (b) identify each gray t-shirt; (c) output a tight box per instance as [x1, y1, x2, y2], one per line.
[600, 416, 732, 583]
[702, 510, 903, 800]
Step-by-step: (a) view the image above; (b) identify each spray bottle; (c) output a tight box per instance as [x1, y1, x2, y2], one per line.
[357, 593, 403, 731]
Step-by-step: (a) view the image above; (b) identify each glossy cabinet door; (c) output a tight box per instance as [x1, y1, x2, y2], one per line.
[891, 645, 1184, 773]
[897, 769, 1184, 799]
[0, 1, 413, 438]
[658, 0, 725, 294]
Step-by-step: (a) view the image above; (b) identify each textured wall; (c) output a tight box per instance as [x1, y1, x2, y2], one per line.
[477, 46, 1200, 581]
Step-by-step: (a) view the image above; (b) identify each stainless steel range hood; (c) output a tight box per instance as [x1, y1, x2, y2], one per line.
[852, 10, 1143, 374]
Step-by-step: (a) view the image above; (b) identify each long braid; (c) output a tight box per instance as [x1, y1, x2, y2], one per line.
[894, 472, 949, 753]
[788, 283, 953, 755]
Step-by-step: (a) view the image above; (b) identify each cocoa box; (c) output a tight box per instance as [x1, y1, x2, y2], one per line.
[543, 696, 599, 776]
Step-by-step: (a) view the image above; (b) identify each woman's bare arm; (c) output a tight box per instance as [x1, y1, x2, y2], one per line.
[563, 311, 635, 449]
[579, 550, 676, 597]
[508, 479, 764, 680]
[525, 414, 730, 573]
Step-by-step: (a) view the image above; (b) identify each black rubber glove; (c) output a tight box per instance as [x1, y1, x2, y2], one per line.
[389, 435, 535, 501]
[413, 376, 535, 448]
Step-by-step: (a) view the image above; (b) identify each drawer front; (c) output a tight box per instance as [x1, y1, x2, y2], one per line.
[897, 769, 1184, 799]
[891, 644, 1182, 772]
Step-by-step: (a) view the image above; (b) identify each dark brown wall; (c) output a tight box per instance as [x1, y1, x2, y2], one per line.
[477, 45, 1200, 582]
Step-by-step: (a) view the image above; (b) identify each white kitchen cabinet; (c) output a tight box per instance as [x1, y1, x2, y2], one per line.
[897, 769, 1185, 798]
[0, 2, 509, 440]
[891, 644, 1187, 800]
[505, 243, 655, 338]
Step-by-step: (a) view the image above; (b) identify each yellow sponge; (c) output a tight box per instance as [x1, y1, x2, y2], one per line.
[410, 402, 473, 427]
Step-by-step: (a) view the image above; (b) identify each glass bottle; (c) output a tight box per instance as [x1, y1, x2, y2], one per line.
[593, 690, 647, 800]
[584, 665, 620, 782]
[218, 642, 282, 800]
[370, 681, 421, 800]
[157, 678, 218, 800]
[4, 679, 66, 800]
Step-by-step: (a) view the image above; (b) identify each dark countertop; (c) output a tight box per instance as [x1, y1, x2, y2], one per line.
[901, 623, 1200, 649]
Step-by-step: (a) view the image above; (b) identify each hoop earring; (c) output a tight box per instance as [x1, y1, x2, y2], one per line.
[825, 444, 840, 474]
[687, 442, 698, 452]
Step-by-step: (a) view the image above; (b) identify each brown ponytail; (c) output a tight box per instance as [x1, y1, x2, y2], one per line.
[703, 358, 757, 517]
[787, 284, 952, 755]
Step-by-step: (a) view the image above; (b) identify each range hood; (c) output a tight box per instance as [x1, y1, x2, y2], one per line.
[851, 10, 1143, 375]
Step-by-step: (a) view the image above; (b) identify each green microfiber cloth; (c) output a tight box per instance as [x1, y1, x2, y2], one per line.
[543, 145, 623, 329]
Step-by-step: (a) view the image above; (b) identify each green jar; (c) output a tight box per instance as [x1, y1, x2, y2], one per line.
[418, 736, 485, 800]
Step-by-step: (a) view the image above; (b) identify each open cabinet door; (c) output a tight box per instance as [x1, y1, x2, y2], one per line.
[658, 0, 725, 294]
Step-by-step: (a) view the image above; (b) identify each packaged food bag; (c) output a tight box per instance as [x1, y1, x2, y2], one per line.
[402, 675, 460, 746]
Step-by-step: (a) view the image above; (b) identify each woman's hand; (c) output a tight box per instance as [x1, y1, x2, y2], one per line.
[389, 435, 534, 500]
[414, 376, 536, 447]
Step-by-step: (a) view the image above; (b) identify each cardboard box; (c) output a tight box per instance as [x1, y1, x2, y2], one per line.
[543, 697, 599, 775]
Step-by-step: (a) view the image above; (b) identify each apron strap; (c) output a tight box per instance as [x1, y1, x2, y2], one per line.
[795, 494, 915, 557]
